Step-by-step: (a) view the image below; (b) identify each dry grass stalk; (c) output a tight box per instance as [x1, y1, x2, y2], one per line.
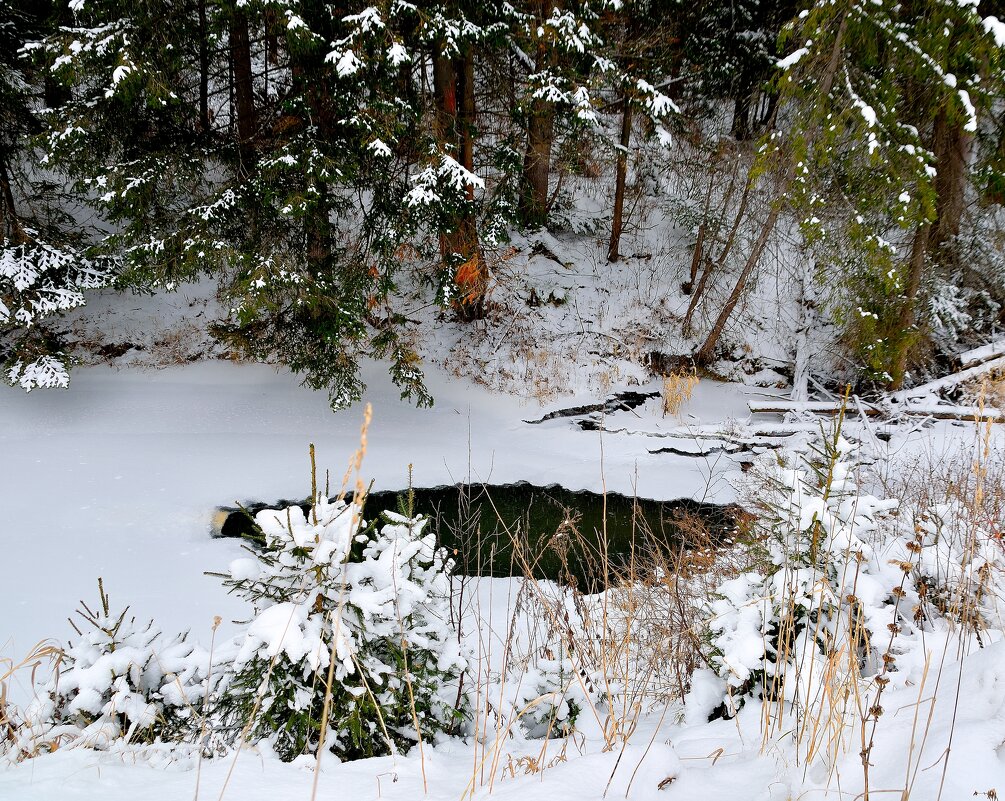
[452, 465, 745, 801]
[311, 403, 418, 799]
[1, 642, 64, 763]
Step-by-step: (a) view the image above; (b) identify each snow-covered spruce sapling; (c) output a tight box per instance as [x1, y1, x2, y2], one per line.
[509, 655, 592, 739]
[24, 580, 212, 751]
[698, 430, 898, 719]
[217, 495, 466, 761]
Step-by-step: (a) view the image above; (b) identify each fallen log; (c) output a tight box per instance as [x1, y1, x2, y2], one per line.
[749, 399, 1004, 423]
[959, 338, 1005, 370]
[648, 441, 783, 457]
[748, 400, 883, 416]
[894, 403, 1004, 422]
[890, 355, 1005, 403]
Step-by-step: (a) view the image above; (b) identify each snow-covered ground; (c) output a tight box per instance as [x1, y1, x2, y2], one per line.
[0, 360, 764, 692]
[3, 326, 1003, 801]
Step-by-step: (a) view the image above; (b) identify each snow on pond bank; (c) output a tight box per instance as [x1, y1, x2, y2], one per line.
[3, 362, 1005, 801]
[3, 641, 1004, 801]
[0, 360, 757, 683]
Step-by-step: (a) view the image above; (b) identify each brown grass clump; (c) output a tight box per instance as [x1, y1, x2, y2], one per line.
[987, 367, 1005, 412]
[1, 641, 64, 763]
[661, 367, 699, 417]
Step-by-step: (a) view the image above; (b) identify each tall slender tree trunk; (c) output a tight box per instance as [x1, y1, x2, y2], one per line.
[0, 154, 26, 244]
[986, 110, 1005, 204]
[889, 223, 931, 389]
[230, 8, 256, 171]
[520, 108, 555, 228]
[458, 56, 476, 193]
[683, 163, 721, 294]
[432, 55, 457, 163]
[434, 53, 486, 320]
[455, 53, 487, 320]
[886, 108, 968, 386]
[198, 0, 210, 132]
[683, 167, 752, 337]
[930, 108, 971, 260]
[791, 260, 818, 401]
[518, 0, 555, 228]
[694, 12, 848, 363]
[695, 203, 780, 364]
[731, 87, 752, 140]
[265, 8, 280, 64]
[608, 99, 633, 262]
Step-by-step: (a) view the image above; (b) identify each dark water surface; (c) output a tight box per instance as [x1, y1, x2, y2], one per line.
[218, 482, 736, 586]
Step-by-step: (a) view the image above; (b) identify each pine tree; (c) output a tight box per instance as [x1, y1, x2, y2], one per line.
[218, 497, 466, 761]
[511, 0, 624, 230]
[40, 0, 440, 408]
[699, 0, 1005, 385]
[605, 0, 681, 262]
[0, 0, 110, 391]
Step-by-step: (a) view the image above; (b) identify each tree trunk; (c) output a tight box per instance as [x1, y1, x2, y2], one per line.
[889, 223, 931, 390]
[455, 53, 487, 320]
[695, 204, 781, 363]
[683, 168, 752, 337]
[198, 0, 210, 132]
[930, 108, 971, 262]
[791, 261, 817, 401]
[434, 53, 486, 320]
[432, 55, 456, 151]
[305, 182, 331, 277]
[518, 0, 555, 229]
[693, 12, 848, 361]
[607, 99, 633, 263]
[230, 8, 256, 171]
[683, 161, 722, 294]
[265, 8, 280, 65]
[760, 89, 780, 132]
[458, 55, 476, 195]
[0, 154, 26, 244]
[731, 90, 752, 141]
[520, 108, 554, 228]
[684, 225, 705, 293]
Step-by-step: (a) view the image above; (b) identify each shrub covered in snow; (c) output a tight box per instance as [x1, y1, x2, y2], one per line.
[487, 652, 595, 740]
[514, 656, 592, 738]
[697, 434, 901, 717]
[694, 426, 1005, 763]
[215, 496, 467, 761]
[16, 582, 212, 755]
[910, 499, 1005, 632]
[10, 497, 468, 764]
